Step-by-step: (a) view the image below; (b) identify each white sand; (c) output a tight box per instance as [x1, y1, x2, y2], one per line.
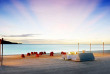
[0, 53, 110, 74]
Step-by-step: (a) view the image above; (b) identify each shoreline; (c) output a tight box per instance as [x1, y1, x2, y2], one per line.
[3, 52, 110, 56]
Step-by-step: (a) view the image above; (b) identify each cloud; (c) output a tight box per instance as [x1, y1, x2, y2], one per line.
[28, 0, 100, 34]
[2, 34, 41, 37]
[20, 39, 75, 44]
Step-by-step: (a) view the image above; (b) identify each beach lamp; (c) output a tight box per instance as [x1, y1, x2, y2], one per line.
[68, 52, 71, 55]
[68, 51, 77, 55]
[82, 50, 85, 53]
[68, 52, 73, 55]
[76, 52, 77, 54]
[73, 51, 77, 55]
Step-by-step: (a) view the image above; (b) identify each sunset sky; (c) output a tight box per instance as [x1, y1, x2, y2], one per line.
[0, 0, 110, 44]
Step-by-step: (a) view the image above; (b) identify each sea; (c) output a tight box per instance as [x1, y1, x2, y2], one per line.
[1, 44, 110, 55]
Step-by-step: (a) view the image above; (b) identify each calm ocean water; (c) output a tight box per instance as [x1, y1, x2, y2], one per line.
[1, 44, 110, 55]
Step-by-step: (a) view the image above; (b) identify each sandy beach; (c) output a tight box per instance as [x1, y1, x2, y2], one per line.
[0, 53, 110, 74]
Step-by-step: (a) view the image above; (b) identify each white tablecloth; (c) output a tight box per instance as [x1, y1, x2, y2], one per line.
[62, 55, 77, 60]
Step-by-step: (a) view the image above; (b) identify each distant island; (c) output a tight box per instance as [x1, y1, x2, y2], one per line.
[1, 40, 22, 44]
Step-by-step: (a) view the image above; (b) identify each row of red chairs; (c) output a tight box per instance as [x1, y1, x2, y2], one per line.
[30, 52, 46, 55]
[21, 51, 67, 58]
[21, 51, 66, 58]
[21, 51, 46, 58]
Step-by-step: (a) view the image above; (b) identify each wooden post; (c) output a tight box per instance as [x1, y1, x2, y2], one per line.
[0, 39, 1, 66]
[90, 43, 91, 53]
[103, 42, 104, 55]
[78, 43, 79, 53]
[1, 38, 3, 66]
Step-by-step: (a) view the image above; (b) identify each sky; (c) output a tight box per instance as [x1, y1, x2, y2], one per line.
[0, 0, 110, 44]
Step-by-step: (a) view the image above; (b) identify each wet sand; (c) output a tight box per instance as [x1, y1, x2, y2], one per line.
[0, 53, 110, 74]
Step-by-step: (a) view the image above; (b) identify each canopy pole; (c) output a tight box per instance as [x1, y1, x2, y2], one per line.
[78, 43, 79, 53]
[90, 43, 91, 53]
[0, 39, 1, 66]
[103, 42, 104, 55]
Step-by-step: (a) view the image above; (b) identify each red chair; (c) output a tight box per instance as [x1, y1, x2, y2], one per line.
[61, 51, 63, 54]
[50, 52, 54, 56]
[21, 54, 25, 58]
[35, 52, 38, 54]
[36, 54, 39, 57]
[61, 51, 66, 55]
[39, 52, 41, 55]
[63, 52, 66, 55]
[41, 52, 43, 54]
[39, 52, 43, 55]
[44, 52, 46, 54]
[31, 52, 34, 55]
[27, 53, 31, 56]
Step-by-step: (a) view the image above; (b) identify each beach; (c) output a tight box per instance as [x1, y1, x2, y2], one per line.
[0, 53, 110, 74]
[0, 0, 110, 74]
